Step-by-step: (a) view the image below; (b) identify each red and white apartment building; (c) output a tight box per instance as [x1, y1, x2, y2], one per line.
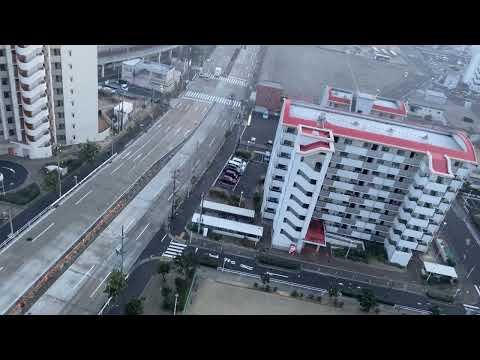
[261, 86, 478, 266]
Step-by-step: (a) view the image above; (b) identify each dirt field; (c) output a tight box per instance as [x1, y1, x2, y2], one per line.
[186, 277, 400, 315]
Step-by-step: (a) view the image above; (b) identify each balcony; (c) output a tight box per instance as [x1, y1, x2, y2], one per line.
[26, 131, 51, 147]
[22, 95, 48, 113]
[291, 187, 313, 205]
[294, 174, 316, 193]
[284, 211, 306, 228]
[25, 121, 50, 138]
[19, 69, 46, 88]
[287, 198, 309, 217]
[299, 162, 323, 179]
[21, 82, 47, 100]
[15, 45, 43, 57]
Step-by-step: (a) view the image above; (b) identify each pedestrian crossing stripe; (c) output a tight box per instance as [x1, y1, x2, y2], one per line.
[198, 73, 248, 87]
[182, 91, 241, 108]
[162, 241, 188, 258]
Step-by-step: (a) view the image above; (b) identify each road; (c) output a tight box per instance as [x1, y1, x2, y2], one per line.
[26, 45, 259, 314]
[0, 99, 211, 314]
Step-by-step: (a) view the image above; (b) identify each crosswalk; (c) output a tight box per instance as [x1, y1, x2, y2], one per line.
[199, 73, 248, 87]
[182, 90, 242, 108]
[162, 241, 187, 259]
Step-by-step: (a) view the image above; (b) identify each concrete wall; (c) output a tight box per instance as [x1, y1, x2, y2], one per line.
[61, 45, 100, 145]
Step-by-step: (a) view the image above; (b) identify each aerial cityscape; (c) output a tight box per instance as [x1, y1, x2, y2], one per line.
[0, 44, 479, 315]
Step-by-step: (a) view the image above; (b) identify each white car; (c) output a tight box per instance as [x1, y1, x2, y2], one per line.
[121, 83, 128, 91]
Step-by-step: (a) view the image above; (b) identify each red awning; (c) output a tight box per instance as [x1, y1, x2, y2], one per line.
[305, 219, 326, 246]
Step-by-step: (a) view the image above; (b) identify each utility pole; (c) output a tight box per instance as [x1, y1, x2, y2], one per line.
[56, 144, 62, 198]
[170, 169, 179, 230]
[8, 208, 13, 236]
[197, 192, 204, 235]
[174, 293, 179, 315]
[239, 191, 243, 207]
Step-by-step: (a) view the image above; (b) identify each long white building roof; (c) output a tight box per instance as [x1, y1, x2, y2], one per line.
[192, 213, 263, 237]
[202, 200, 255, 219]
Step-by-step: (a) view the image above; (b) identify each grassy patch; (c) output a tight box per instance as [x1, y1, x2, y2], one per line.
[3, 183, 41, 205]
[332, 247, 368, 263]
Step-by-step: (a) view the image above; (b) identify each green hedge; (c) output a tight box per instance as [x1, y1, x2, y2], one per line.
[257, 254, 301, 271]
[234, 149, 253, 161]
[3, 183, 41, 205]
[426, 290, 454, 303]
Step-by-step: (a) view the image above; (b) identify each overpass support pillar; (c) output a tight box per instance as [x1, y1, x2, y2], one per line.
[101, 65, 105, 78]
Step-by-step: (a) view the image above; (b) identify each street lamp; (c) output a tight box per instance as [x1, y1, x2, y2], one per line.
[239, 191, 243, 207]
[56, 144, 62, 198]
[173, 293, 179, 315]
[74, 175, 78, 187]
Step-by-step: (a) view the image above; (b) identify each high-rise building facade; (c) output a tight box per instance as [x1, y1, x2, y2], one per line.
[261, 86, 478, 266]
[0, 45, 102, 159]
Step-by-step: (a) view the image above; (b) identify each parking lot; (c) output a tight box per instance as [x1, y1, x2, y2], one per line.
[259, 45, 416, 103]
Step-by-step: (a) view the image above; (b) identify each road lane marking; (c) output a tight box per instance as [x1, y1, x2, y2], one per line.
[133, 153, 143, 161]
[161, 234, 167, 243]
[74, 190, 93, 205]
[31, 222, 55, 243]
[121, 151, 131, 159]
[208, 137, 216, 147]
[90, 271, 112, 298]
[135, 223, 150, 241]
[125, 218, 136, 232]
[168, 193, 173, 201]
[240, 264, 253, 271]
[474, 285, 480, 297]
[0, 266, 4, 272]
[110, 163, 125, 175]
[266, 271, 289, 279]
[174, 128, 181, 136]
[72, 264, 95, 291]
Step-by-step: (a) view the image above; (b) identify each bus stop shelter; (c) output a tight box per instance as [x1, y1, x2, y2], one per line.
[423, 261, 458, 281]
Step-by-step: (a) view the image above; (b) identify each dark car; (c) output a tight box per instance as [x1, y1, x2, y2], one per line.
[221, 175, 237, 185]
[224, 169, 239, 180]
[225, 165, 241, 175]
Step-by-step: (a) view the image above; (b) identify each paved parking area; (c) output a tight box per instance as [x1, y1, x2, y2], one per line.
[242, 112, 279, 147]
[259, 45, 412, 103]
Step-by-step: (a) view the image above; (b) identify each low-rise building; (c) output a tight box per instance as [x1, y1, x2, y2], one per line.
[425, 90, 448, 105]
[122, 59, 178, 94]
[261, 85, 477, 266]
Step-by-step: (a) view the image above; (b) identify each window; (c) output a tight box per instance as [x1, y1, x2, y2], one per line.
[0, 49, 4, 56]
[70, 77, 73, 82]
[363, 142, 369, 148]
[0, 64, 6, 71]
[340, 152, 348, 157]
[70, 89, 73, 95]
[55, 88, 63, 95]
[377, 159, 384, 165]
[381, 146, 389, 152]
[371, 144, 378, 151]
[71, 101, 74, 107]
[7, 117, 13, 124]
[68, 50, 72, 56]
[409, 151, 416, 159]
[404, 164, 410, 170]
[367, 157, 373, 163]
[57, 112, 64, 118]
[72, 123, 75, 129]
[58, 123, 65, 130]
[9, 129, 15, 136]
[454, 161, 460, 167]
[73, 135, 76, 140]
[344, 139, 352, 145]
[57, 134, 66, 140]
[54, 63, 61, 70]
[334, 136, 339, 143]
[4, 91, 10, 98]
[1, 78, 7, 85]
[56, 100, 63, 107]
[387, 174, 394, 179]
[68, 63, 72, 69]
[53, 49, 61, 56]
[55, 75, 62, 82]
[397, 150, 405, 156]
[5, 105, 11, 111]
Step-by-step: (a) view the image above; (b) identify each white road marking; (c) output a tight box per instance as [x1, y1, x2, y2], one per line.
[208, 137, 216, 147]
[174, 128, 181, 136]
[195, 247, 198, 254]
[135, 223, 150, 241]
[121, 151, 132, 159]
[74, 190, 93, 205]
[161, 234, 167, 243]
[125, 218, 136, 232]
[166, 126, 172, 132]
[31, 222, 55, 243]
[110, 163, 125, 175]
[474, 285, 480, 297]
[133, 153, 143, 161]
[266, 271, 288, 279]
[72, 264, 95, 291]
[0, 266, 4, 272]
[90, 271, 112, 298]
[209, 253, 219, 259]
[240, 264, 253, 271]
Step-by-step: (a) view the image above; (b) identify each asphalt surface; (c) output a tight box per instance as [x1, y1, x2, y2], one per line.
[0, 99, 210, 314]
[25, 45, 258, 314]
[0, 160, 28, 192]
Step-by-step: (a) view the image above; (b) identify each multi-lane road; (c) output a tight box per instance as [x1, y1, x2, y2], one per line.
[23, 45, 259, 314]
[0, 99, 211, 314]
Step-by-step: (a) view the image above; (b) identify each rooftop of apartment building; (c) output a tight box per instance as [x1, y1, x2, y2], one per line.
[281, 89, 478, 175]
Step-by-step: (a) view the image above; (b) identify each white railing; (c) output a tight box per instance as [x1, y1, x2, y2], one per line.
[19, 68, 46, 86]
[22, 96, 48, 113]
[25, 121, 50, 138]
[21, 82, 46, 99]
[24, 109, 49, 126]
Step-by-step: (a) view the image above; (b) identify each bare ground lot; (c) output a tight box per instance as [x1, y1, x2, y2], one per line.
[259, 45, 413, 102]
[186, 276, 404, 315]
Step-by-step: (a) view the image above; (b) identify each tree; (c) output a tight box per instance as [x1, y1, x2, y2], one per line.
[124, 297, 145, 315]
[104, 270, 127, 301]
[424, 114, 433, 122]
[328, 286, 339, 298]
[44, 171, 58, 192]
[358, 289, 378, 312]
[161, 286, 172, 298]
[174, 251, 197, 279]
[79, 140, 100, 164]
[429, 305, 442, 316]
[260, 273, 270, 290]
[157, 262, 171, 282]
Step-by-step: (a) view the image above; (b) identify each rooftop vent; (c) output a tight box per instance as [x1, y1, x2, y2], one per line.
[317, 112, 326, 122]
[421, 134, 428, 140]
[352, 120, 360, 126]
[388, 127, 394, 133]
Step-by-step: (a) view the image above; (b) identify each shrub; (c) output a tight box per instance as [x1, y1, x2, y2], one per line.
[235, 149, 253, 161]
[273, 287, 278, 292]
[253, 282, 258, 288]
[291, 290, 299, 298]
[299, 292, 304, 298]
[257, 254, 301, 271]
[426, 290, 454, 303]
[265, 285, 271, 292]
[316, 295, 323, 303]
[209, 187, 229, 200]
[161, 286, 172, 298]
[308, 294, 315, 300]
[3, 183, 41, 205]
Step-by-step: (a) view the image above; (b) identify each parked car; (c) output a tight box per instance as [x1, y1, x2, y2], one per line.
[225, 165, 241, 175]
[221, 175, 237, 185]
[223, 169, 240, 180]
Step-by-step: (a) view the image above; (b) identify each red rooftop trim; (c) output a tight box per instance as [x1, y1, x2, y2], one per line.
[328, 87, 351, 105]
[299, 141, 330, 152]
[282, 99, 477, 175]
[372, 101, 407, 116]
[305, 218, 326, 246]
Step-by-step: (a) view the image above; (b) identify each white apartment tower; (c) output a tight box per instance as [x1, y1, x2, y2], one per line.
[261, 86, 478, 266]
[0, 45, 102, 159]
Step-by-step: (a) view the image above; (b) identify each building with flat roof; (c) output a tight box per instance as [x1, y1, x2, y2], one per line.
[121, 59, 178, 94]
[261, 86, 477, 266]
